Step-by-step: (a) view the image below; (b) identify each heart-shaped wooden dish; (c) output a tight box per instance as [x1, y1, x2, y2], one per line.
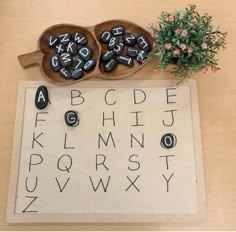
[18, 20, 154, 84]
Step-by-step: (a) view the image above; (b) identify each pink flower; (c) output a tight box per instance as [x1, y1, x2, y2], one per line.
[192, 12, 197, 18]
[201, 66, 209, 73]
[168, 15, 175, 22]
[211, 35, 216, 42]
[211, 66, 221, 73]
[147, 23, 152, 29]
[181, 29, 188, 37]
[201, 42, 208, 49]
[164, 43, 172, 50]
[179, 43, 187, 50]
[187, 47, 194, 53]
[223, 32, 228, 38]
[179, 12, 185, 20]
[223, 38, 227, 46]
[188, 4, 197, 9]
[174, 28, 182, 34]
[173, 49, 180, 56]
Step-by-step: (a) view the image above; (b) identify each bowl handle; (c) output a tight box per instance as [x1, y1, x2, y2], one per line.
[18, 50, 43, 68]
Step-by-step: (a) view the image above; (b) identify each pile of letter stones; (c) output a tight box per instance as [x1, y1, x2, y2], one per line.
[100, 25, 151, 72]
[48, 32, 96, 80]
[48, 26, 152, 80]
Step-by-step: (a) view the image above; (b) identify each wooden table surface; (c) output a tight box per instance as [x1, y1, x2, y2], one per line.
[0, 0, 235, 230]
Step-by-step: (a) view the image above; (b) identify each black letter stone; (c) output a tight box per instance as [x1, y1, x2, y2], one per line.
[35, 86, 48, 110]
[160, 133, 177, 149]
[47, 35, 58, 47]
[50, 54, 61, 71]
[78, 46, 92, 61]
[58, 32, 71, 45]
[107, 37, 119, 50]
[66, 41, 77, 55]
[123, 33, 136, 46]
[113, 42, 124, 55]
[55, 44, 65, 54]
[72, 32, 87, 45]
[102, 50, 115, 62]
[64, 110, 79, 127]
[127, 47, 139, 58]
[111, 25, 125, 36]
[83, 59, 96, 71]
[72, 56, 84, 70]
[116, 55, 134, 67]
[59, 53, 72, 67]
[100, 30, 112, 43]
[60, 68, 72, 79]
[104, 59, 118, 72]
[71, 69, 83, 80]
[137, 34, 151, 52]
[136, 50, 148, 63]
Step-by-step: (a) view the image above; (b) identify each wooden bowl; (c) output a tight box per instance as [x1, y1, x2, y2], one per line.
[94, 19, 154, 80]
[18, 20, 154, 84]
[18, 24, 100, 84]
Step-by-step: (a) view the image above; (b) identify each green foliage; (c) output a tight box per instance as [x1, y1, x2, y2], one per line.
[149, 4, 227, 84]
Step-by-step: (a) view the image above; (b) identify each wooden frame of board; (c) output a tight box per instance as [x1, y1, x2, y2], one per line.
[6, 80, 207, 223]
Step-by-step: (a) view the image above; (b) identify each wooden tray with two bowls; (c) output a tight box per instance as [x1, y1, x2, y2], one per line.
[18, 19, 154, 84]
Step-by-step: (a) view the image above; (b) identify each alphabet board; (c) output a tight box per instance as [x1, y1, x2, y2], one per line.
[7, 80, 206, 223]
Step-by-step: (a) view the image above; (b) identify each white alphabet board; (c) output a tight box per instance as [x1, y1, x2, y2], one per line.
[7, 80, 206, 223]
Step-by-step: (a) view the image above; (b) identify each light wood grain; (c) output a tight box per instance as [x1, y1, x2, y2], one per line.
[0, 0, 235, 230]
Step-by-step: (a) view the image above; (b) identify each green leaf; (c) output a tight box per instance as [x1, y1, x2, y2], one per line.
[191, 30, 197, 35]
[171, 38, 177, 43]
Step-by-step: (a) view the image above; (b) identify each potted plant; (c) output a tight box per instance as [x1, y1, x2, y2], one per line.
[148, 4, 227, 83]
